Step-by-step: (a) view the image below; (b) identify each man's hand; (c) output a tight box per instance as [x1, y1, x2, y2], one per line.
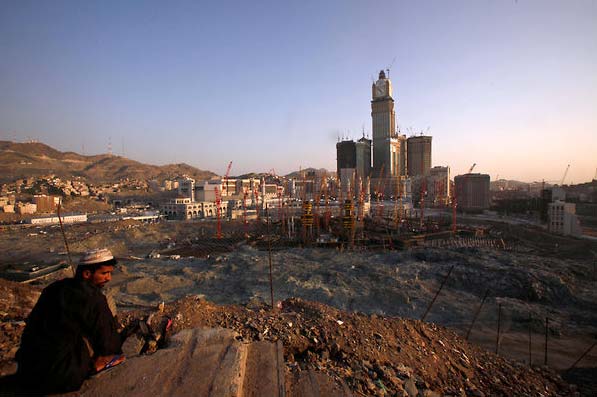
[94, 354, 126, 373]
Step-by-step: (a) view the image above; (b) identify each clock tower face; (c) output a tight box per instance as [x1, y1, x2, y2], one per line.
[374, 79, 386, 98]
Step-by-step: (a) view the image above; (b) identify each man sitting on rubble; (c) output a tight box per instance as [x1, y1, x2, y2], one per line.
[16, 248, 127, 393]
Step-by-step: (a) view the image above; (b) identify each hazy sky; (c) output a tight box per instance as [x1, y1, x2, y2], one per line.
[1, 0, 596, 182]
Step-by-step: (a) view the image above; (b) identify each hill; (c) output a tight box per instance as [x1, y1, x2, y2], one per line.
[0, 141, 216, 183]
[284, 168, 329, 179]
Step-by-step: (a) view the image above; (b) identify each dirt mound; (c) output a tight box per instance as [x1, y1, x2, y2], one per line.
[141, 295, 574, 397]
[0, 276, 583, 396]
[0, 279, 40, 376]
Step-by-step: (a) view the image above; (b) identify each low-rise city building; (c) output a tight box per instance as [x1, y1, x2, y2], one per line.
[161, 197, 228, 220]
[17, 202, 37, 215]
[548, 201, 582, 236]
[29, 213, 88, 225]
[33, 195, 61, 212]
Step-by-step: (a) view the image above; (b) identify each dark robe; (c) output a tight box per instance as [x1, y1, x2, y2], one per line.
[16, 277, 122, 393]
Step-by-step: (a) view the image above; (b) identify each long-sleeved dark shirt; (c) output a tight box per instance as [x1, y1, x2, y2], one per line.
[16, 277, 122, 393]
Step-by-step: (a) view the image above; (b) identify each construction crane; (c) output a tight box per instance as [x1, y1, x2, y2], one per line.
[451, 163, 476, 235]
[560, 164, 570, 185]
[222, 161, 233, 196]
[386, 56, 396, 78]
[215, 186, 222, 239]
[216, 161, 233, 239]
[268, 168, 285, 224]
[253, 185, 261, 220]
[322, 174, 331, 231]
[375, 164, 386, 218]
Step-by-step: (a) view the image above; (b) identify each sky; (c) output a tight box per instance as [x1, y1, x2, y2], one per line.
[1, 0, 596, 183]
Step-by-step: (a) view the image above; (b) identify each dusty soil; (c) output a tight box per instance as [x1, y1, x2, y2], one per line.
[1, 219, 596, 395]
[0, 278, 581, 396]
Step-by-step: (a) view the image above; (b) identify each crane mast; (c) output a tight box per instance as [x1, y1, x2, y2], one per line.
[451, 163, 476, 235]
[216, 161, 233, 239]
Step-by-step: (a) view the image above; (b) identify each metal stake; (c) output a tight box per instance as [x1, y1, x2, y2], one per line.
[568, 339, 597, 370]
[528, 312, 532, 366]
[421, 265, 454, 321]
[267, 210, 274, 310]
[544, 317, 549, 366]
[56, 202, 74, 274]
[496, 303, 502, 355]
[465, 289, 489, 340]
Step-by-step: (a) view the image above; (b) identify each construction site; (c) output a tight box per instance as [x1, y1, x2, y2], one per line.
[0, 141, 596, 396]
[1, 181, 596, 395]
[1, 70, 595, 396]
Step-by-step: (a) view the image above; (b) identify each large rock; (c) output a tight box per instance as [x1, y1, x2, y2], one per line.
[67, 327, 285, 397]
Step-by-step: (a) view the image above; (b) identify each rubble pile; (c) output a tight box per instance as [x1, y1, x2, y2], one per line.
[0, 279, 40, 375]
[0, 277, 586, 396]
[139, 295, 575, 397]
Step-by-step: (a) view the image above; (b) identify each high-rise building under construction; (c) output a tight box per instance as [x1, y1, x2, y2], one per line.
[407, 135, 432, 177]
[371, 70, 406, 179]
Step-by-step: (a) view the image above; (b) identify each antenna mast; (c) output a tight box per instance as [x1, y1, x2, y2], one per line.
[386, 56, 396, 78]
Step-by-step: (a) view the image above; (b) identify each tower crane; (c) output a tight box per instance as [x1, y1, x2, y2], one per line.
[223, 161, 233, 196]
[451, 163, 477, 235]
[375, 164, 386, 218]
[385, 56, 396, 78]
[216, 161, 233, 239]
[560, 164, 570, 185]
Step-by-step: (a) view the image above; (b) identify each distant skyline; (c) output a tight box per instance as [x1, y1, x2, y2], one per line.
[1, 0, 596, 183]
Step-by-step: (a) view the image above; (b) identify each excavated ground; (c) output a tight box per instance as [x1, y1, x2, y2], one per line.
[0, 279, 581, 396]
[0, 219, 596, 395]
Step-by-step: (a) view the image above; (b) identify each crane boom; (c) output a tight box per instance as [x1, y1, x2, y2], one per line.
[560, 164, 570, 185]
[452, 163, 477, 235]
[223, 161, 233, 196]
[216, 161, 233, 239]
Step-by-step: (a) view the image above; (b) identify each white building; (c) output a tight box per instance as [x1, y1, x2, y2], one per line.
[29, 213, 88, 225]
[548, 200, 581, 236]
[195, 180, 219, 202]
[161, 197, 228, 220]
[17, 202, 37, 215]
[177, 177, 195, 201]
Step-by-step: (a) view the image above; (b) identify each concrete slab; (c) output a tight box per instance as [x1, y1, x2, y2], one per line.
[57, 327, 349, 397]
[241, 340, 285, 397]
[289, 370, 353, 397]
[65, 328, 282, 397]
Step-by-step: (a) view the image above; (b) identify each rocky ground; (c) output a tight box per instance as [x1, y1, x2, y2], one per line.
[0, 219, 596, 395]
[0, 278, 583, 396]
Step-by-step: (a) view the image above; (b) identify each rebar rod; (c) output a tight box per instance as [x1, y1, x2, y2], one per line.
[528, 312, 532, 366]
[568, 339, 597, 370]
[496, 303, 502, 355]
[465, 289, 489, 340]
[421, 265, 454, 321]
[56, 203, 74, 274]
[544, 317, 549, 365]
[267, 210, 274, 309]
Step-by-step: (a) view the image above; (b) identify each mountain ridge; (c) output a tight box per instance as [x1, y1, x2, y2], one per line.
[0, 140, 216, 183]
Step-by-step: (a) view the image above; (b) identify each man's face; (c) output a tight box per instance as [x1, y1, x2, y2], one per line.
[86, 265, 114, 288]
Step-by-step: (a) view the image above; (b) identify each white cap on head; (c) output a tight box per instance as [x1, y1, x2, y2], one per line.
[79, 248, 115, 265]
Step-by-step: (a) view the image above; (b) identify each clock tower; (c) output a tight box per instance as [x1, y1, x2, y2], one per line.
[371, 70, 402, 179]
